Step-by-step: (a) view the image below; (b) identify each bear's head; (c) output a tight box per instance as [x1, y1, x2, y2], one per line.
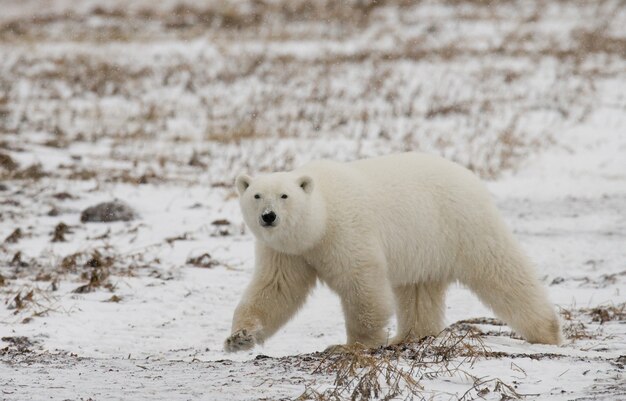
[235, 172, 326, 254]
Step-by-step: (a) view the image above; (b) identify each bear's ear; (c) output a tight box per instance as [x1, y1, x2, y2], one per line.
[235, 174, 252, 196]
[297, 175, 314, 194]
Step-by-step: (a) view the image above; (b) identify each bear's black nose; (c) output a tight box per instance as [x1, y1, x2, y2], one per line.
[261, 211, 276, 224]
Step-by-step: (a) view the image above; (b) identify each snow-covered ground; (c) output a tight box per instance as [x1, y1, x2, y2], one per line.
[1, 1, 625, 399]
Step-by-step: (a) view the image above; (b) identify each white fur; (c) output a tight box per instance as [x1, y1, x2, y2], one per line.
[225, 152, 562, 352]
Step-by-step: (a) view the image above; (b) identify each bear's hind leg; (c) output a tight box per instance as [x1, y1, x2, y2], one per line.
[464, 255, 562, 345]
[390, 282, 447, 345]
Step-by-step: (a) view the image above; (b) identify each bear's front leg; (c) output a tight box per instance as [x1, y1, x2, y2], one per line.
[225, 244, 317, 352]
[338, 261, 394, 349]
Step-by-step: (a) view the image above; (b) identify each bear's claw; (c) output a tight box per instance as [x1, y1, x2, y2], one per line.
[224, 329, 255, 352]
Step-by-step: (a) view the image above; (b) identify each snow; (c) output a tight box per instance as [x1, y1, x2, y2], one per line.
[1, 0, 625, 399]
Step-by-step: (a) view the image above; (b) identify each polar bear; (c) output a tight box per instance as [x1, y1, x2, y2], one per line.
[224, 153, 562, 352]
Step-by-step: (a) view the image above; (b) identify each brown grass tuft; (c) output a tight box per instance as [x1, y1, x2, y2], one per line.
[4, 228, 22, 244]
[104, 295, 123, 303]
[4, 286, 56, 321]
[10, 251, 29, 268]
[4, 164, 48, 180]
[585, 303, 626, 324]
[206, 120, 267, 144]
[0, 152, 19, 171]
[575, 28, 626, 56]
[186, 253, 220, 268]
[51, 222, 72, 242]
[298, 327, 491, 400]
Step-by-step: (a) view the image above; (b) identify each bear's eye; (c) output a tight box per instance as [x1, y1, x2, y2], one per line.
[254, 194, 261, 199]
[281, 194, 288, 199]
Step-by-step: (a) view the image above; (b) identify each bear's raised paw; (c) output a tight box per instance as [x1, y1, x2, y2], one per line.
[224, 329, 256, 352]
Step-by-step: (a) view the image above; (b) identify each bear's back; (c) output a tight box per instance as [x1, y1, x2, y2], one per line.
[296, 153, 502, 283]
[297, 152, 490, 212]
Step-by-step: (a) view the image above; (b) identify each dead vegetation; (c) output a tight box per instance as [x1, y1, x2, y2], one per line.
[9, 251, 29, 269]
[72, 268, 113, 294]
[0, 0, 414, 42]
[295, 315, 619, 400]
[67, 168, 98, 181]
[5, 246, 162, 302]
[51, 222, 72, 242]
[0, 152, 19, 171]
[28, 249, 133, 296]
[109, 169, 162, 185]
[1, 164, 49, 181]
[574, 28, 626, 57]
[558, 303, 626, 341]
[584, 303, 626, 324]
[455, 317, 506, 326]
[298, 327, 505, 400]
[4, 286, 57, 323]
[4, 228, 22, 244]
[186, 253, 220, 268]
[61, 250, 116, 293]
[563, 321, 597, 341]
[211, 219, 238, 237]
[104, 295, 122, 303]
[0, 336, 39, 355]
[205, 120, 268, 144]
[52, 192, 76, 201]
[0, 1, 621, 181]
[551, 270, 626, 289]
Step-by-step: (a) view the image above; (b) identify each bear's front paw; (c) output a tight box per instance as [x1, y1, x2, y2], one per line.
[224, 329, 256, 352]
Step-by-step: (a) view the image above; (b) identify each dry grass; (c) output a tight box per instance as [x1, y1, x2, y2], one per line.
[558, 303, 626, 341]
[186, 253, 221, 268]
[44, 249, 126, 295]
[584, 303, 626, 324]
[297, 327, 499, 400]
[444, 0, 513, 5]
[4, 228, 22, 244]
[20, 54, 153, 96]
[104, 294, 123, 303]
[51, 222, 72, 243]
[67, 169, 98, 181]
[574, 28, 626, 57]
[9, 251, 29, 269]
[0, 336, 39, 355]
[70, 251, 116, 293]
[0, 0, 414, 42]
[0, 152, 19, 171]
[16, 246, 162, 301]
[553, 271, 626, 289]
[206, 120, 269, 144]
[425, 102, 471, 119]
[2, 164, 48, 181]
[563, 321, 597, 341]
[3, 286, 58, 323]
[1, 0, 621, 182]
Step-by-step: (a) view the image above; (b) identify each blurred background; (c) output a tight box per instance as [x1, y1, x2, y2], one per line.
[1, 0, 624, 184]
